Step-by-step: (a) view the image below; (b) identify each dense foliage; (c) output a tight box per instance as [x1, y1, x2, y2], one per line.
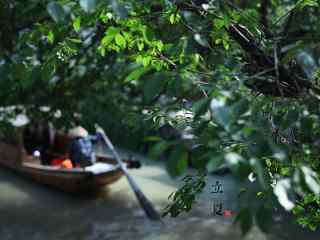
[1, 0, 320, 234]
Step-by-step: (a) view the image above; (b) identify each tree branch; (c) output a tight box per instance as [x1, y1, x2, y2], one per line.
[260, 0, 269, 30]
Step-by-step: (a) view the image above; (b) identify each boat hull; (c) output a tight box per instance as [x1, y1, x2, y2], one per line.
[0, 142, 124, 193]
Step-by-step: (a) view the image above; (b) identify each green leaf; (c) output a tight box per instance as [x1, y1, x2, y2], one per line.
[47, 31, 55, 44]
[274, 179, 295, 211]
[280, 167, 290, 176]
[222, 39, 230, 50]
[47, 2, 66, 23]
[193, 98, 210, 119]
[144, 136, 163, 142]
[250, 158, 268, 189]
[143, 28, 155, 43]
[68, 38, 82, 44]
[148, 141, 171, 160]
[79, 0, 97, 13]
[256, 205, 273, 233]
[137, 41, 144, 51]
[167, 76, 184, 97]
[231, 98, 249, 120]
[194, 33, 210, 48]
[210, 98, 231, 129]
[143, 73, 167, 102]
[125, 66, 149, 83]
[73, 17, 81, 32]
[225, 153, 251, 180]
[100, 12, 113, 23]
[247, 133, 273, 157]
[101, 27, 120, 48]
[101, 35, 114, 47]
[296, 0, 319, 10]
[169, 13, 180, 24]
[41, 63, 55, 80]
[236, 208, 253, 236]
[301, 166, 320, 195]
[115, 33, 126, 48]
[98, 46, 106, 56]
[281, 110, 299, 129]
[206, 154, 224, 172]
[105, 27, 120, 37]
[167, 146, 189, 177]
[214, 19, 226, 30]
[169, 14, 175, 24]
[141, 56, 152, 67]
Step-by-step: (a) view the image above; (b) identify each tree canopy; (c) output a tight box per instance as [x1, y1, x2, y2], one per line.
[1, 0, 320, 234]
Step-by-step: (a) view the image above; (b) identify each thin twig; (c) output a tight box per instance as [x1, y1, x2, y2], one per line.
[243, 68, 274, 80]
[272, 3, 299, 27]
[156, 51, 177, 68]
[180, 19, 197, 34]
[186, 69, 213, 77]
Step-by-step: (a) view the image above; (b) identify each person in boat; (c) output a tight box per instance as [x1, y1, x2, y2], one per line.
[50, 156, 73, 169]
[23, 121, 54, 165]
[68, 126, 104, 168]
[49, 132, 74, 169]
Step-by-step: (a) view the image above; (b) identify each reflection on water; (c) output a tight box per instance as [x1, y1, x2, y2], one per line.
[0, 152, 319, 240]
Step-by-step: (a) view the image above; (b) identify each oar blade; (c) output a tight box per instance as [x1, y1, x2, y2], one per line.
[132, 186, 161, 221]
[125, 173, 161, 221]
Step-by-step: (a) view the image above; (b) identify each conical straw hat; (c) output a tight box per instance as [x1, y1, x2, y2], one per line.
[68, 126, 89, 138]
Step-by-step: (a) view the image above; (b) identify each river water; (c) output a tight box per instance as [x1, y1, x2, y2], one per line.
[0, 151, 319, 240]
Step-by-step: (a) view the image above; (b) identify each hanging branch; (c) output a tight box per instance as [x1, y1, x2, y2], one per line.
[163, 1, 317, 98]
[227, 22, 314, 97]
[260, 0, 269, 29]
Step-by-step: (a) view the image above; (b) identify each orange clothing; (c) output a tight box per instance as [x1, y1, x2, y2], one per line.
[51, 158, 73, 169]
[61, 159, 73, 169]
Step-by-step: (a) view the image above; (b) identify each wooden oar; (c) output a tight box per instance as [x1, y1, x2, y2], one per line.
[96, 126, 161, 221]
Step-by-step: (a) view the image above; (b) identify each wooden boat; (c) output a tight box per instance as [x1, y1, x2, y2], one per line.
[0, 128, 125, 193]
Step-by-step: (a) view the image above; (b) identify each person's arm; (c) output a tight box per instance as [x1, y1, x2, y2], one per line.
[88, 128, 105, 142]
[87, 134, 100, 142]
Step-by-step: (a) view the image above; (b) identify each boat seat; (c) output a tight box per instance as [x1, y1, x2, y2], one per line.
[84, 162, 117, 174]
